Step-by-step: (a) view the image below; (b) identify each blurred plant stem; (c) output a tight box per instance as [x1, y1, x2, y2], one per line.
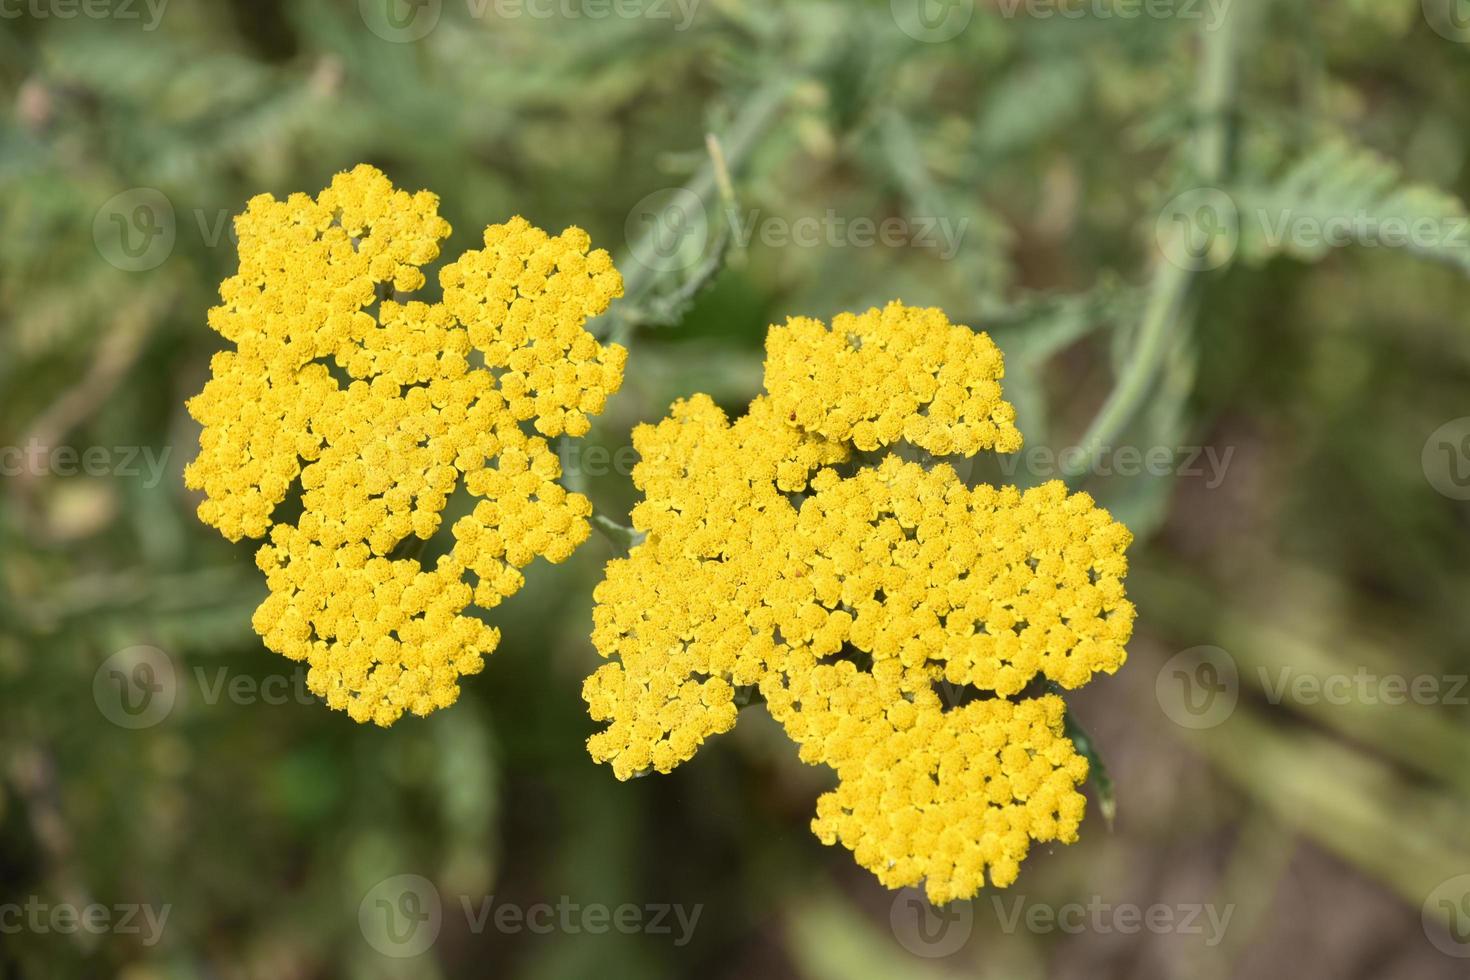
[1045, 6, 1250, 831]
[1138, 554, 1470, 917]
[590, 512, 641, 555]
[1190, 705, 1470, 915]
[595, 72, 800, 347]
[1137, 558, 1470, 796]
[577, 73, 807, 538]
[1193, 808, 1298, 980]
[1063, 1, 1246, 480]
[1057, 693, 1117, 831]
[7, 747, 95, 952]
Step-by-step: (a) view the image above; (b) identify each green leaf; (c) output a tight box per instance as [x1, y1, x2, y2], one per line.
[1052, 690, 1117, 831]
[1234, 139, 1470, 274]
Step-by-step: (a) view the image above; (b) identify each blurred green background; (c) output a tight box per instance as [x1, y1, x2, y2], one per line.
[4, 1, 1470, 977]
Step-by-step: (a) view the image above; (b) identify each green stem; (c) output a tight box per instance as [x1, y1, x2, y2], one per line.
[1062, 6, 1244, 480]
[595, 74, 799, 346]
[590, 512, 641, 556]
[1062, 704, 1117, 831]
[1046, 679, 1116, 829]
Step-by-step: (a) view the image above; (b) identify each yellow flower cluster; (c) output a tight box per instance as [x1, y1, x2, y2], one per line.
[808, 695, 1087, 903]
[185, 164, 625, 726]
[764, 303, 1023, 456]
[585, 302, 1133, 902]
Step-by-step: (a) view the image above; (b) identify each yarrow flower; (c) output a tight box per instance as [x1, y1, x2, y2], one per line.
[584, 301, 1133, 903]
[185, 164, 626, 726]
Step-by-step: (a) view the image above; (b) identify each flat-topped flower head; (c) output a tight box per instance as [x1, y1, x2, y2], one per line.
[585, 301, 1133, 901]
[185, 164, 625, 726]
